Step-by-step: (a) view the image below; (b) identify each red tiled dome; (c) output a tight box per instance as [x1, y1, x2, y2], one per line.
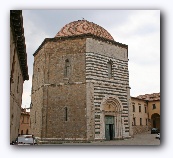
[55, 20, 114, 41]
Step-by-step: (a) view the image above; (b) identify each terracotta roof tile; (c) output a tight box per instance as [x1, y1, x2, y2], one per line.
[136, 92, 160, 101]
[55, 20, 114, 41]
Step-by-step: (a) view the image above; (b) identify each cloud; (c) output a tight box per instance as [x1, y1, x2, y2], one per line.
[22, 76, 32, 108]
[108, 10, 160, 96]
[128, 32, 160, 65]
[129, 61, 160, 97]
[22, 11, 50, 108]
[21, 10, 160, 106]
[113, 10, 160, 36]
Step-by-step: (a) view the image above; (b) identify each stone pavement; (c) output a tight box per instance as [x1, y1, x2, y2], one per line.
[55, 131, 160, 146]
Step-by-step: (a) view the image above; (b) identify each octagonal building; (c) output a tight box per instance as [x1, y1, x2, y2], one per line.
[30, 20, 131, 143]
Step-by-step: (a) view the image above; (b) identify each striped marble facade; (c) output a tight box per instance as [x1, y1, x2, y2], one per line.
[85, 39, 130, 139]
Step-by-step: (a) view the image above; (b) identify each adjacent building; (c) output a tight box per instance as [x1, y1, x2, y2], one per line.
[130, 97, 148, 135]
[10, 10, 29, 143]
[130, 92, 160, 135]
[137, 93, 160, 130]
[30, 20, 131, 143]
[19, 108, 30, 135]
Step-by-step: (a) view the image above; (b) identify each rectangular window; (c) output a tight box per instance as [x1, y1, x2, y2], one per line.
[145, 106, 147, 113]
[146, 119, 148, 125]
[132, 104, 135, 112]
[133, 118, 136, 126]
[152, 104, 156, 109]
[140, 118, 142, 125]
[139, 106, 141, 112]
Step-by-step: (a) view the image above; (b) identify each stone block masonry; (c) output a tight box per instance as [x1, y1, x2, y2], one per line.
[31, 38, 88, 142]
[85, 38, 130, 140]
[30, 32, 130, 143]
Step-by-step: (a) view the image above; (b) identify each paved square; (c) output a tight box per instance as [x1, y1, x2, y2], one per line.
[55, 131, 160, 146]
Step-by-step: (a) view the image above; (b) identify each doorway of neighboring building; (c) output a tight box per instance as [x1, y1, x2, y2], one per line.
[105, 116, 114, 140]
[151, 113, 160, 129]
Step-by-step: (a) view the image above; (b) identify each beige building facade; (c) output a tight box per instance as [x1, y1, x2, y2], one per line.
[148, 100, 160, 129]
[130, 97, 148, 135]
[137, 93, 160, 130]
[10, 10, 29, 143]
[130, 92, 160, 135]
[30, 20, 131, 143]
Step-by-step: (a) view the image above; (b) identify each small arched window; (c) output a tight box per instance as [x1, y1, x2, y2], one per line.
[107, 60, 113, 79]
[64, 59, 70, 77]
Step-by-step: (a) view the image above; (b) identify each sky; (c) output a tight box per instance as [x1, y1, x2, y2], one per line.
[21, 10, 160, 108]
[1, 0, 173, 157]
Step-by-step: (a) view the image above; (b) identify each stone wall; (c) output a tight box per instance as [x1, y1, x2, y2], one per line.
[31, 38, 88, 142]
[86, 38, 130, 139]
[86, 38, 128, 61]
[10, 28, 24, 143]
[31, 36, 130, 142]
[30, 87, 43, 138]
[132, 126, 149, 135]
[86, 82, 95, 140]
[30, 46, 45, 138]
[43, 83, 87, 140]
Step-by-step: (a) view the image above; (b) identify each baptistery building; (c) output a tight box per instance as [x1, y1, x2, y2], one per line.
[30, 20, 131, 143]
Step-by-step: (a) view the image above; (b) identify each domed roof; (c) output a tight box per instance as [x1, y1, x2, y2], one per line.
[55, 20, 114, 41]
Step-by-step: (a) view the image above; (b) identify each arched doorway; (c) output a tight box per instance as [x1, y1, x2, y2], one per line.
[151, 113, 160, 129]
[101, 96, 123, 140]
